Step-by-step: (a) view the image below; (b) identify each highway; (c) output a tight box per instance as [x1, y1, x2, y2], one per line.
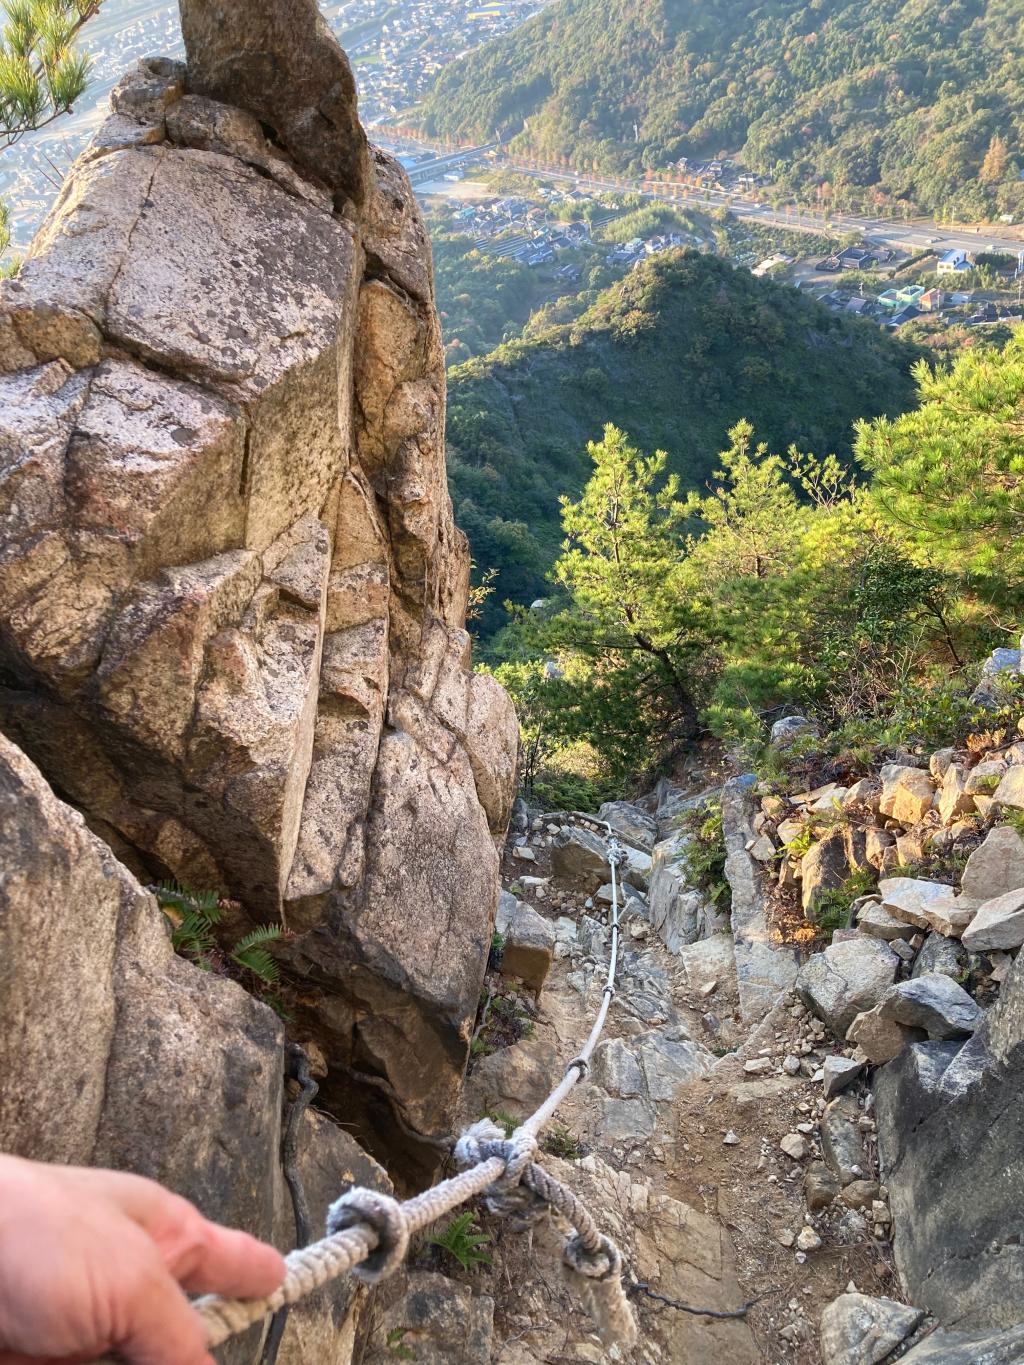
[403, 144, 500, 185]
[383, 136, 1024, 259]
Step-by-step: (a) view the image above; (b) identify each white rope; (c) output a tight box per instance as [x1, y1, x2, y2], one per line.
[94, 815, 637, 1359]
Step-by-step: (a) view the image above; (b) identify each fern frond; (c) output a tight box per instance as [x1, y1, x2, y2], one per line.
[231, 924, 284, 953]
[429, 1211, 492, 1270]
[154, 881, 223, 925]
[230, 926, 282, 986]
[171, 911, 217, 961]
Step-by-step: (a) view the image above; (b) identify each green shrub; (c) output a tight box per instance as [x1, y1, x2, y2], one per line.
[542, 1124, 584, 1160]
[811, 867, 878, 940]
[677, 798, 730, 910]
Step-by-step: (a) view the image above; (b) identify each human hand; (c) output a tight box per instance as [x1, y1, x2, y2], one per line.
[0, 1154, 285, 1365]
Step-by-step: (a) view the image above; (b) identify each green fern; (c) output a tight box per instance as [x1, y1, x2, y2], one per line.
[156, 880, 221, 918]
[155, 880, 286, 1007]
[386, 1327, 415, 1360]
[484, 1108, 519, 1137]
[543, 1124, 583, 1160]
[429, 1211, 492, 1271]
[230, 924, 283, 985]
[156, 882, 224, 962]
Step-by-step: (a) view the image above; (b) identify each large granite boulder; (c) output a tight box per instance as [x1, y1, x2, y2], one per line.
[796, 937, 899, 1036]
[876, 954, 1024, 1329]
[0, 733, 282, 1364]
[819, 1292, 923, 1365]
[598, 798, 658, 851]
[0, 58, 516, 1175]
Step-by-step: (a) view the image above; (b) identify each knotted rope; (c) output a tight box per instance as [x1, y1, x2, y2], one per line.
[96, 821, 638, 1359]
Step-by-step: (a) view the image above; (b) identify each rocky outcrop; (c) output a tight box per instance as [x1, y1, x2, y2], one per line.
[0, 52, 516, 1173]
[648, 823, 727, 951]
[179, 0, 371, 207]
[0, 732, 392, 1365]
[722, 776, 799, 1020]
[876, 953, 1024, 1329]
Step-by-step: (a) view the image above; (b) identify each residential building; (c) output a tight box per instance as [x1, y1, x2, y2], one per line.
[937, 248, 973, 276]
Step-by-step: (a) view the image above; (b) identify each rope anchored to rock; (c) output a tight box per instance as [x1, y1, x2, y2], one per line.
[97, 823, 638, 1360]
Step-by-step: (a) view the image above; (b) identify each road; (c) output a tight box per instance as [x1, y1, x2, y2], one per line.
[382, 137, 1024, 259]
[505, 165, 1024, 257]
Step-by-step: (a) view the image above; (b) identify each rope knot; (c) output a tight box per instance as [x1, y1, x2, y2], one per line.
[453, 1116, 505, 1168]
[454, 1119, 537, 1189]
[564, 1231, 623, 1281]
[326, 1188, 409, 1285]
[495, 1129, 538, 1190]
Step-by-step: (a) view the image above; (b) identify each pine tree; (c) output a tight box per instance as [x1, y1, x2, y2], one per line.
[549, 424, 709, 743]
[855, 337, 1024, 593]
[0, 0, 101, 254]
[685, 419, 802, 581]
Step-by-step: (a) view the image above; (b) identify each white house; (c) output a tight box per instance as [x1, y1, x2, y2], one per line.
[936, 248, 973, 276]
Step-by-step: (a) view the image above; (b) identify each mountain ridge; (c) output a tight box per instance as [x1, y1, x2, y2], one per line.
[447, 248, 922, 633]
[420, 0, 1024, 219]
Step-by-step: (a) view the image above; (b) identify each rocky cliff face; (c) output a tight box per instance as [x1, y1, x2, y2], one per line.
[0, 46, 516, 1178]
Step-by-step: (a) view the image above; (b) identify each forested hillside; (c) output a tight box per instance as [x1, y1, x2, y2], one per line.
[487, 334, 1024, 808]
[449, 250, 921, 633]
[420, 0, 1024, 219]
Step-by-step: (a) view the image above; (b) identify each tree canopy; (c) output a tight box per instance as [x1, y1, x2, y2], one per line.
[0, 0, 101, 256]
[486, 331, 1023, 797]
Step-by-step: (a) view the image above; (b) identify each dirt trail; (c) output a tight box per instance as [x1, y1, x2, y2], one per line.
[455, 820, 897, 1363]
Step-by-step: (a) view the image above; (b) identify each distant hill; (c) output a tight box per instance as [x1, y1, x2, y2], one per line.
[420, 0, 1024, 220]
[448, 250, 922, 635]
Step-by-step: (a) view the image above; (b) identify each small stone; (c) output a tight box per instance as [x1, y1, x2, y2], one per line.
[856, 901, 917, 942]
[782, 1054, 801, 1075]
[822, 1055, 863, 1098]
[772, 715, 819, 748]
[846, 1005, 926, 1063]
[805, 1162, 840, 1211]
[512, 844, 536, 862]
[781, 1133, 809, 1160]
[820, 1094, 869, 1186]
[723, 1130, 740, 1146]
[796, 1225, 822, 1251]
[840, 1179, 880, 1210]
[743, 1056, 772, 1074]
[930, 747, 955, 779]
[878, 764, 936, 824]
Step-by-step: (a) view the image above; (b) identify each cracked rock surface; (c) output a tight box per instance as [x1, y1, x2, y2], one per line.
[0, 55, 516, 1177]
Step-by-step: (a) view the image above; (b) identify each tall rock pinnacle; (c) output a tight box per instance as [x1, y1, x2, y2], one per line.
[178, 0, 371, 207]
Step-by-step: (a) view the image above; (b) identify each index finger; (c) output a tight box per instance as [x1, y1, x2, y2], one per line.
[61, 1167, 286, 1299]
[171, 1221, 287, 1299]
